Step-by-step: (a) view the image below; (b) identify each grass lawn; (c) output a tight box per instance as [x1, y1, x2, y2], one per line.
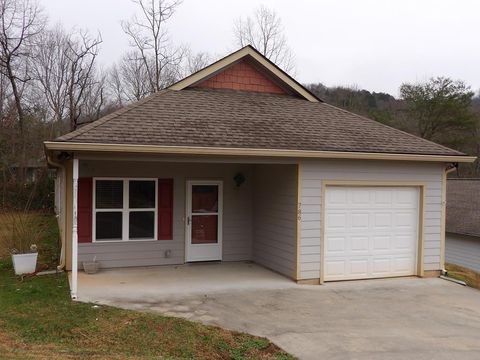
[0, 213, 294, 359]
[446, 263, 480, 290]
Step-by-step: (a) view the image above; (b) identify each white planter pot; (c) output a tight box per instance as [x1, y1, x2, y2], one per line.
[12, 252, 38, 275]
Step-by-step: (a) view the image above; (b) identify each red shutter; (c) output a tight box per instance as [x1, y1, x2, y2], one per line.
[158, 179, 173, 240]
[78, 178, 93, 243]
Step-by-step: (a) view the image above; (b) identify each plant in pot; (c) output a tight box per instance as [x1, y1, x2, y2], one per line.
[1, 211, 47, 275]
[11, 244, 38, 275]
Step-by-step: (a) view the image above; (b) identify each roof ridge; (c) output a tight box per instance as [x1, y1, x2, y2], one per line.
[319, 101, 465, 156]
[57, 90, 168, 141]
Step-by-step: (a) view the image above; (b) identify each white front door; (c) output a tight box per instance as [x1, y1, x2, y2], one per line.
[185, 180, 223, 262]
[324, 186, 419, 281]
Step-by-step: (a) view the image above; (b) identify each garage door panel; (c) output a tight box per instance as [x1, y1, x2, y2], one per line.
[373, 235, 391, 250]
[350, 259, 369, 276]
[394, 257, 416, 273]
[325, 186, 419, 281]
[372, 257, 392, 275]
[325, 260, 346, 278]
[374, 190, 393, 205]
[351, 213, 369, 229]
[326, 236, 346, 253]
[396, 212, 417, 228]
[326, 188, 348, 205]
[393, 235, 416, 250]
[350, 236, 369, 252]
[351, 189, 370, 204]
[374, 212, 392, 228]
[395, 189, 418, 206]
[325, 213, 347, 230]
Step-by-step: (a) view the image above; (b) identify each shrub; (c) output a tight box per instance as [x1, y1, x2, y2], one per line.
[0, 211, 50, 255]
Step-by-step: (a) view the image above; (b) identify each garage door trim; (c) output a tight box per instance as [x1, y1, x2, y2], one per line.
[320, 180, 425, 283]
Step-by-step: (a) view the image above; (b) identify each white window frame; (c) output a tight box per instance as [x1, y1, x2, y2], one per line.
[92, 177, 158, 242]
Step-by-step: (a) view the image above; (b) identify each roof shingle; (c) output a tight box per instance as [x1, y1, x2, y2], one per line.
[56, 88, 464, 157]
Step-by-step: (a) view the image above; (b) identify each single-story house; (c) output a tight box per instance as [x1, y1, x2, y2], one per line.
[446, 179, 480, 273]
[44, 46, 475, 299]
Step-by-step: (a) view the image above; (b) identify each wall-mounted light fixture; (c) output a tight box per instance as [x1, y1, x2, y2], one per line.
[233, 172, 246, 187]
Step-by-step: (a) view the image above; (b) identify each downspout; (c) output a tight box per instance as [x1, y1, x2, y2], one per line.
[46, 153, 66, 271]
[441, 163, 457, 275]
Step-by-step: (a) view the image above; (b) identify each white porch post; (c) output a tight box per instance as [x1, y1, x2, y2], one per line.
[71, 156, 79, 299]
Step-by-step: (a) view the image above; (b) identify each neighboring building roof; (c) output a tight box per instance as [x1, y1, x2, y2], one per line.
[446, 179, 480, 237]
[45, 45, 474, 162]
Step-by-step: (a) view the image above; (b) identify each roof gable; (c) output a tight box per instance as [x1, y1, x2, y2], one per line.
[169, 45, 321, 102]
[193, 58, 288, 95]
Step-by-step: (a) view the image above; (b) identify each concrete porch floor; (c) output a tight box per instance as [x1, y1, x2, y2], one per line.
[74, 261, 298, 303]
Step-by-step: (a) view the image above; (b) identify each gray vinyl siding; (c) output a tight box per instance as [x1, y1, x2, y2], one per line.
[78, 160, 253, 268]
[252, 164, 297, 278]
[299, 159, 445, 280]
[446, 233, 480, 273]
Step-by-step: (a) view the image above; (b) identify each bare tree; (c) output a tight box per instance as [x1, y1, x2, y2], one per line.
[65, 30, 102, 130]
[108, 50, 151, 104]
[121, 0, 184, 94]
[0, 0, 45, 176]
[0, 65, 10, 119]
[32, 25, 69, 135]
[183, 50, 212, 76]
[77, 70, 106, 123]
[233, 6, 295, 74]
[33, 26, 105, 131]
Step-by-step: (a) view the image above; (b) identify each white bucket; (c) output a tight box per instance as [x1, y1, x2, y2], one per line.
[12, 252, 38, 275]
[83, 261, 100, 274]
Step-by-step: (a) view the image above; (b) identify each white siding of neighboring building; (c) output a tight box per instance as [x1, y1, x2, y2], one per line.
[446, 233, 480, 273]
[252, 164, 298, 278]
[77, 160, 254, 268]
[299, 159, 445, 280]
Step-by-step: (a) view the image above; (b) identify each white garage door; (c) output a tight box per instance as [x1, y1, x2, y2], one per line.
[324, 186, 419, 281]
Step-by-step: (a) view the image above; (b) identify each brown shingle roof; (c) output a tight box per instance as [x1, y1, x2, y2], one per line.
[447, 179, 480, 237]
[56, 88, 463, 156]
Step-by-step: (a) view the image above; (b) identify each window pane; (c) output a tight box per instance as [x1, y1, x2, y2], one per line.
[192, 185, 218, 213]
[96, 180, 123, 209]
[191, 215, 218, 244]
[129, 181, 156, 208]
[96, 212, 122, 240]
[129, 211, 155, 239]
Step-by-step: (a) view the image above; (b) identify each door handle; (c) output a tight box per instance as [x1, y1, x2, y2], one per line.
[187, 216, 190, 226]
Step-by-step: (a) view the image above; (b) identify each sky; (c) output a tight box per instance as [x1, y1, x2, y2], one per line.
[40, 0, 480, 97]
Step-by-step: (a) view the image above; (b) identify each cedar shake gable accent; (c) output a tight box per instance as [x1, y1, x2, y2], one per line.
[193, 58, 288, 95]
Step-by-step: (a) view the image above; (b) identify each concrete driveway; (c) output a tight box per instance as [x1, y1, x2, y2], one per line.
[79, 266, 480, 359]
